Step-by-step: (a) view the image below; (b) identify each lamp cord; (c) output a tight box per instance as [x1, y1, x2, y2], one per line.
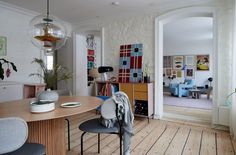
[47, 0, 49, 18]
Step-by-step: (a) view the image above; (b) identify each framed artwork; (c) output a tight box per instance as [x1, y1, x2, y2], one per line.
[0, 36, 7, 56]
[173, 56, 184, 69]
[185, 55, 195, 66]
[118, 43, 143, 83]
[163, 56, 172, 68]
[177, 70, 182, 78]
[165, 68, 172, 76]
[185, 66, 195, 79]
[196, 55, 209, 71]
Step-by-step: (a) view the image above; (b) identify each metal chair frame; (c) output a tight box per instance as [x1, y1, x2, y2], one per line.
[80, 104, 123, 155]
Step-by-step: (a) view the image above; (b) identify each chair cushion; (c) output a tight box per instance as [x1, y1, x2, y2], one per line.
[79, 118, 118, 133]
[4, 143, 45, 155]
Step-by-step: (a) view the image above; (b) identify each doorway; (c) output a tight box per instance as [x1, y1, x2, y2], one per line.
[154, 7, 218, 125]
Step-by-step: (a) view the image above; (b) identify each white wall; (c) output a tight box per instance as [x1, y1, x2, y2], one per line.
[163, 17, 213, 86]
[0, 3, 72, 85]
[103, 0, 234, 111]
[0, 5, 41, 83]
[74, 32, 101, 96]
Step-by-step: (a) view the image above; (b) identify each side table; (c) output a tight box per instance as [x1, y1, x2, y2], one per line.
[189, 89, 201, 99]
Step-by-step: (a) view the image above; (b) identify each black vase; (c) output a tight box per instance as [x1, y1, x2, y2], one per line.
[144, 76, 150, 83]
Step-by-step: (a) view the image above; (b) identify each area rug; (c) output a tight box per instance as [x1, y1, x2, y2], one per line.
[163, 93, 212, 110]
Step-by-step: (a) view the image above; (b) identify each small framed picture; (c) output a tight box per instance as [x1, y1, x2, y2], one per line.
[177, 70, 182, 78]
[185, 66, 195, 79]
[196, 55, 209, 71]
[173, 56, 184, 69]
[0, 36, 7, 56]
[165, 68, 172, 76]
[185, 55, 195, 66]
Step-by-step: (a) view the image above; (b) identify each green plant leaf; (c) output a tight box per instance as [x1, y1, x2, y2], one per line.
[0, 63, 4, 80]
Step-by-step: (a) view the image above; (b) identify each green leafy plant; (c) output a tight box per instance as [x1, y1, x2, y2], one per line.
[30, 58, 72, 90]
[0, 58, 17, 80]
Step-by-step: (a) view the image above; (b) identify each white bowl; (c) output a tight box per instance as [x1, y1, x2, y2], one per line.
[30, 100, 55, 113]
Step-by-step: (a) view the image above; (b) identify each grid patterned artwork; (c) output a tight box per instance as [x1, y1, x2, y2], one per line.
[118, 44, 143, 83]
[87, 49, 95, 81]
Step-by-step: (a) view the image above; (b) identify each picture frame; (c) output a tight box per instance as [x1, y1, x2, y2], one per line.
[196, 55, 209, 71]
[163, 56, 172, 68]
[177, 70, 182, 78]
[185, 66, 195, 79]
[0, 36, 7, 56]
[173, 56, 184, 70]
[185, 55, 195, 66]
[165, 68, 172, 77]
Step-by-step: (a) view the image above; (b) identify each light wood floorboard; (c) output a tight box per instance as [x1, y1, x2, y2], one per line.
[67, 112, 235, 155]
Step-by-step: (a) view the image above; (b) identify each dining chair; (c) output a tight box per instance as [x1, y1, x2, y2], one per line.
[0, 117, 45, 155]
[79, 91, 134, 155]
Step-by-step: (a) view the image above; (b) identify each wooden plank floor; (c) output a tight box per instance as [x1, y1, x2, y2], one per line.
[66, 111, 235, 155]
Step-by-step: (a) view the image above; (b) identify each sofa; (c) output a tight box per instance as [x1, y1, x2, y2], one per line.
[169, 79, 194, 97]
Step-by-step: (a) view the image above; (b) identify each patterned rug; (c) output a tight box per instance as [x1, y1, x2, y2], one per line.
[163, 93, 213, 110]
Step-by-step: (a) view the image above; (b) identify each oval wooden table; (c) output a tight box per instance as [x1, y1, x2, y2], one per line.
[0, 96, 102, 155]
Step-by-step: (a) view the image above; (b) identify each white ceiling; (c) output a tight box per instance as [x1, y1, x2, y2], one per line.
[0, 0, 213, 25]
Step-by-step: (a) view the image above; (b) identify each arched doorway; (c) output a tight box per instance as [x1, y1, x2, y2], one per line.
[154, 7, 218, 125]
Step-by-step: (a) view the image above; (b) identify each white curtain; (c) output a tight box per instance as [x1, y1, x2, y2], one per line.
[230, 0, 236, 138]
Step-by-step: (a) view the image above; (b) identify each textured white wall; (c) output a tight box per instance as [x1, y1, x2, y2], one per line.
[103, 0, 234, 107]
[0, 5, 41, 83]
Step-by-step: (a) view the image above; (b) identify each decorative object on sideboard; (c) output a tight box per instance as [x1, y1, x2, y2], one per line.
[29, 0, 67, 51]
[30, 58, 72, 90]
[98, 66, 113, 81]
[143, 63, 150, 83]
[0, 36, 7, 56]
[0, 59, 17, 80]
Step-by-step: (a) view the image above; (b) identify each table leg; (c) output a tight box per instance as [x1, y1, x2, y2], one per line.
[27, 118, 66, 155]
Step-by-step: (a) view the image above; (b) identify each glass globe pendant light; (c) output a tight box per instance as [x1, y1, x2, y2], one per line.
[29, 0, 67, 51]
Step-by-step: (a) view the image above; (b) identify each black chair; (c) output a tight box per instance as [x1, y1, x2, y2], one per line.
[56, 89, 72, 151]
[79, 98, 123, 155]
[0, 117, 45, 155]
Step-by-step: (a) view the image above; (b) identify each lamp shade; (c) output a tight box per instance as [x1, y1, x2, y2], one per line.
[29, 14, 67, 51]
[89, 68, 99, 78]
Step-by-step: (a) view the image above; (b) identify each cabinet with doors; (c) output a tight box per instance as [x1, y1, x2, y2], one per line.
[119, 83, 154, 120]
[0, 82, 23, 102]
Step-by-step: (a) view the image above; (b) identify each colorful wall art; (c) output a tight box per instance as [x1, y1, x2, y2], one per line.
[185, 66, 195, 79]
[118, 43, 143, 83]
[196, 55, 209, 71]
[173, 56, 184, 70]
[163, 56, 172, 68]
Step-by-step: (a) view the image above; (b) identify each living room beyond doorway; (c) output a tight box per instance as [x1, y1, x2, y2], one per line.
[162, 16, 213, 122]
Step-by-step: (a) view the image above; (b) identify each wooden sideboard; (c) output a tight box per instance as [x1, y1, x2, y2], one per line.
[95, 81, 154, 119]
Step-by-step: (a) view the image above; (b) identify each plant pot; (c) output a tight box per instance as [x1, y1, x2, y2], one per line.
[144, 76, 150, 83]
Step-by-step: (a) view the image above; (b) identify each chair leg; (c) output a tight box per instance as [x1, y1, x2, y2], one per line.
[120, 132, 122, 155]
[81, 132, 86, 155]
[65, 118, 70, 151]
[98, 133, 100, 153]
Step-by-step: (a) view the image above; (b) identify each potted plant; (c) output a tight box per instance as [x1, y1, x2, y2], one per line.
[0, 58, 17, 80]
[143, 63, 150, 83]
[30, 58, 72, 90]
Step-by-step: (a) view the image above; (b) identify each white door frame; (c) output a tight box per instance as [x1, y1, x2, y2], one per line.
[154, 7, 219, 124]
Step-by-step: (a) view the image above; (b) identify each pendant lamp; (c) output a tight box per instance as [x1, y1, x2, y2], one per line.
[29, 0, 67, 51]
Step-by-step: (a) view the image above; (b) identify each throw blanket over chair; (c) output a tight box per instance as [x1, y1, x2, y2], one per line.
[79, 91, 134, 155]
[0, 117, 45, 155]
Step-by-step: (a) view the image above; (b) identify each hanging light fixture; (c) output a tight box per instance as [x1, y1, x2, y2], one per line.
[29, 0, 67, 51]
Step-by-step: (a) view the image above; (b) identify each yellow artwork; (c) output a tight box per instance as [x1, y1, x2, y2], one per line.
[197, 55, 209, 71]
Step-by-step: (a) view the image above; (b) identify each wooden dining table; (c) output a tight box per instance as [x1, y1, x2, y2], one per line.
[0, 96, 102, 155]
